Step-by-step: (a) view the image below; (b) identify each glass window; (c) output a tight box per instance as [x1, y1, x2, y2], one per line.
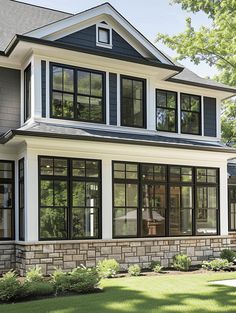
[39, 157, 101, 240]
[24, 64, 31, 122]
[181, 94, 201, 135]
[19, 159, 25, 241]
[121, 77, 145, 128]
[0, 161, 14, 240]
[51, 64, 105, 123]
[169, 166, 193, 183]
[156, 90, 177, 132]
[229, 186, 236, 231]
[98, 27, 110, 44]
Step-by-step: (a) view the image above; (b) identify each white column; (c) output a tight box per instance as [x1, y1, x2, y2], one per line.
[25, 149, 38, 241]
[220, 162, 228, 235]
[102, 158, 112, 239]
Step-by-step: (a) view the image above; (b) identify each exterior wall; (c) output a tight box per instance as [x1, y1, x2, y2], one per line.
[15, 236, 231, 275]
[0, 243, 15, 274]
[0, 67, 21, 134]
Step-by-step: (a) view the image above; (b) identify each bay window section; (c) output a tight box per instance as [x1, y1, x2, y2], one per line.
[181, 93, 201, 135]
[39, 157, 101, 240]
[51, 64, 105, 123]
[196, 168, 218, 235]
[156, 90, 177, 132]
[121, 76, 146, 128]
[19, 159, 25, 241]
[0, 161, 14, 240]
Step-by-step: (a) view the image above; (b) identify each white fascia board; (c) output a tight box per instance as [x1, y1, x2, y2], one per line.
[24, 3, 172, 65]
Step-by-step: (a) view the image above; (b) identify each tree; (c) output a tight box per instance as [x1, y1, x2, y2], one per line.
[156, 0, 236, 144]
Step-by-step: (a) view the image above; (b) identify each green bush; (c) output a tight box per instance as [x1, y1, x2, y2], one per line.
[69, 266, 100, 293]
[97, 259, 120, 278]
[128, 264, 141, 276]
[23, 281, 54, 298]
[0, 270, 22, 302]
[25, 266, 43, 282]
[172, 254, 191, 271]
[202, 259, 233, 271]
[220, 249, 236, 263]
[51, 268, 71, 294]
[150, 261, 161, 270]
[153, 264, 164, 273]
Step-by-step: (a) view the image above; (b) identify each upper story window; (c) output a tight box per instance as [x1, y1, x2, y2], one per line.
[96, 23, 112, 49]
[51, 64, 105, 124]
[181, 93, 201, 135]
[156, 90, 177, 132]
[121, 76, 146, 128]
[24, 64, 31, 122]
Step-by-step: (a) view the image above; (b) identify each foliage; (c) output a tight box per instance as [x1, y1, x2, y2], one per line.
[221, 100, 236, 145]
[150, 261, 161, 270]
[23, 281, 54, 298]
[97, 259, 120, 278]
[220, 249, 236, 263]
[50, 268, 70, 294]
[25, 266, 44, 283]
[0, 271, 22, 302]
[172, 254, 191, 271]
[156, 0, 236, 87]
[202, 258, 233, 271]
[128, 264, 141, 276]
[153, 264, 164, 273]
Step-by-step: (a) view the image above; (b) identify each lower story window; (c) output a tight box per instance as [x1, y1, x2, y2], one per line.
[39, 157, 101, 240]
[0, 161, 14, 240]
[229, 185, 236, 231]
[113, 162, 219, 238]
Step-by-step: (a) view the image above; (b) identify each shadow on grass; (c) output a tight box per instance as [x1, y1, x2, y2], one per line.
[1, 282, 236, 313]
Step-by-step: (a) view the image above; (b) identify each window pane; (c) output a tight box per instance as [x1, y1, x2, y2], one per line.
[0, 184, 13, 208]
[72, 181, 85, 207]
[63, 68, 74, 93]
[196, 209, 217, 235]
[40, 208, 67, 239]
[154, 165, 166, 181]
[114, 184, 125, 207]
[133, 80, 143, 99]
[0, 162, 13, 179]
[77, 96, 90, 120]
[170, 167, 181, 182]
[133, 99, 143, 127]
[181, 111, 200, 134]
[86, 161, 99, 177]
[122, 79, 132, 98]
[0, 210, 12, 238]
[182, 186, 193, 208]
[157, 108, 176, 132]
[114, 163, 125, 179]
[63, 94, 74, 118]
[90, 97, 103, 121]
[191, 96, 200, 112]
[167, 93, 176, 109]
[52, 92, 63, 117]
[157, 92, 166, 108]
[72, 207, 98, 238]
[126, 164, 138, 179]
[78, 71, 90, 95]
[40, 180, 53, 206]
[141, 164, 153, 180]
[98, 28, 110, 44]
[40, 158, 53, 176]
[142, 208, 165, 236]
[196, 168, 206, 183]
[208, 187, 217, 208]
[181, 94, 190, 110]
[86, 183, 99, 207]
[114, 208, 137, 237]
[72, 160, 85, 177]
[91, 73, 103, 97]
[54, 159, 68, 176]
[126, 184, 138, 207]
[53, 67, 62, 90]
[54, 181, 68, 206]
[181, 168, 192, 182]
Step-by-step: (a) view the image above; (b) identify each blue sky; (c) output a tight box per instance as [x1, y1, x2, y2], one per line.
[19, 0, 217, 78]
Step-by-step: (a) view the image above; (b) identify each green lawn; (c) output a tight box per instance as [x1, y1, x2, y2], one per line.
[1, 272, 236, 313]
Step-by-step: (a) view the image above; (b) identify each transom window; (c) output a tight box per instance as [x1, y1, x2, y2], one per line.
[113, 162, 219, 238]
[156, 90, 177, 132]
[121, 76, 146, 128]
[39, 157, 101, 240]
[0, 161, 14, 240]
[51, 64, 105, 123]
[181, 93, 201, 135]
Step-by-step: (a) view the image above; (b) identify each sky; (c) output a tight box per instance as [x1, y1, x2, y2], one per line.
[18, 0, 218, 78]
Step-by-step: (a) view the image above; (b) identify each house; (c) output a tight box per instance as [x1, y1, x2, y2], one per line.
[0, 0, 236, 275]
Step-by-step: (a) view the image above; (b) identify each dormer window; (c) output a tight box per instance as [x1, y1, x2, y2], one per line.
[96, 23, 112, 48]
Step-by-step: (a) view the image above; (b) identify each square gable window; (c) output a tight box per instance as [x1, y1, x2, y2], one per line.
[96, 23, 112, 48]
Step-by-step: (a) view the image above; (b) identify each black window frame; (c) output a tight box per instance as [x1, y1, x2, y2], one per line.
[38, 156, 102, 241]
[120, 75, 146, 129]
[24, 64, 31, 123]
[18, 158, 25, 241]
[0, 160, 15, 241]
[112, 161, 219, 239]
[156, 89, 178, 133]
[228, 184, 236, 231]
[50, 63, 106, 124]
[180, 93, 202, 135]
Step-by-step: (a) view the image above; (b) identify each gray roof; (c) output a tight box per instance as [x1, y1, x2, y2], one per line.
[3, 122, 236, 153]
[0, 0, 71, 51]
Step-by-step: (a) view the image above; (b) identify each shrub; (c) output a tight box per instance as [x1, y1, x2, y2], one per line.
[25, 266, 43, 283]
[220, 249, 236, 263]
[128, 264, 141, 276]
[23, 281, 54, 298]
[202, 259, 233, 271]
[150, 261, 161, 270]
[172, 254, 191, 271]
[0, 270, 22, 302]
[51, 268, 70, 294]
[97, 259, 120, 278]
[153, 264, 164, 273]
[69, 266, 100, 293]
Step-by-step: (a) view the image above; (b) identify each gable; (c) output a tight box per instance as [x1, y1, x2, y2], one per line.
[56, 25, 149, 60]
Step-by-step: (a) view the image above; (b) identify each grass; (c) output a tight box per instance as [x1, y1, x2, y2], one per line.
[1, 272, 236, 313]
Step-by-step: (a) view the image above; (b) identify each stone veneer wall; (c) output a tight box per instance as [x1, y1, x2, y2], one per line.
[0, 243, 15, 274]
[14, 236, 233, 276]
